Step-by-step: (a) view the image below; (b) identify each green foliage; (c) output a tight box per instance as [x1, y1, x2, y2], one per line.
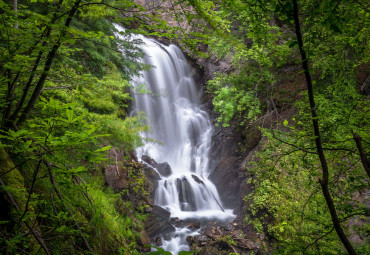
[208, 73, 261, 126]
[0, 0, 160, 254]
[246, 125, 369, 254]
[183, 0, 370, 253]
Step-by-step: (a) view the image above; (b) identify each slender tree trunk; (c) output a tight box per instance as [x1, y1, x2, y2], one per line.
[17, 0, 82, 126]
[353, 133, 370, 179]
[291, 0, 356, 254]
[9, 0, 64, 124]
[14, 0, 18, 29]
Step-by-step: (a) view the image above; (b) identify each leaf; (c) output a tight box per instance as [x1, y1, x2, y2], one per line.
[56, 225, 67, 232]
[66, 108, 74, 122]
[94, 145, 112, 152]
[283, 120, 288, 126]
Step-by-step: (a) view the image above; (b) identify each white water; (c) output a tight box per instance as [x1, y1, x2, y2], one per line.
[115, 25, 234, 254]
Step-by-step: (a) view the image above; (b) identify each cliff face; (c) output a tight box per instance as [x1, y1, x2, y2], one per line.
[194, 57, 260, 215]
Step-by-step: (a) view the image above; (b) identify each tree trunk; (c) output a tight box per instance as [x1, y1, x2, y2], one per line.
[353, 133, 370, 179]
[17, 0, 82, 126]
[291, 0, 357, 254]
[14, 0, 18, 29]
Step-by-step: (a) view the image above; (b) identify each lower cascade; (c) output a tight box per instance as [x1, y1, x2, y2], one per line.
[117, 26, 235, 254]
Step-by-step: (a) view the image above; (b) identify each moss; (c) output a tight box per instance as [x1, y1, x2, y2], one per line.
[0, 146, 27, 210]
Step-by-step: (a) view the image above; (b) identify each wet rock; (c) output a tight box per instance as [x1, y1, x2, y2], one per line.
[185, 222, 201, 230]
[141, 155, 172, 177]
[155, 237, 162, 246]
[186, 235, 208, 247]
[144, 206, 175, 240]
[208, 125, 246, 211]
[191, 174, 205, 185]
[142, 165, 161, 198]
[156, 162, 172, 177]
[177, 177, 196, 211]
[170, 217, 185, 228]
[143, 165, 161, 181]
[141, 155, 156, 165]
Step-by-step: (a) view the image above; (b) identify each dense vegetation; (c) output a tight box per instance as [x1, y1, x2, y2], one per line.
[1, 0, 369, 254]
[179, 0, 369, 254]
[0, 0, 160, 254]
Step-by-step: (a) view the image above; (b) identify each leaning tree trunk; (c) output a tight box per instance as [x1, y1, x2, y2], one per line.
[17, 0, 81, 126]
[291, 0, 357, 254]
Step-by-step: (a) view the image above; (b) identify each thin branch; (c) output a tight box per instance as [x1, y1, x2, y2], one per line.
[17, 160, 42, 225]
[352, 0, 369, 12]
[271, 129, 317, 154]
[303, 227, 335, 254]
[0, 177, 51, 255]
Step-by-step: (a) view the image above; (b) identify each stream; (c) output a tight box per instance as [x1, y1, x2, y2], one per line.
[116, 25, 235, 254]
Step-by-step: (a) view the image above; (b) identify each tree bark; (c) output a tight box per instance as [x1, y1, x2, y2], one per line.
[291, 0, 357, 254]
[353, 133, 370, 179]
[14, 0, 18, 29]
[9, 0, 65, 124]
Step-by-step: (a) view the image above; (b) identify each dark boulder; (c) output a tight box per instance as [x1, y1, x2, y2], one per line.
[170, 217, 185, 228]
[141, 155, 172, 177]
[144, 205, 175, 241]
[141, 155, 157, 165]
[191, 174, 205, 185]
[142, 164, 161, 199]
[156, 162, 172, 177]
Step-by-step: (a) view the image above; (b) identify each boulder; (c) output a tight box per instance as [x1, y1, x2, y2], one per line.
[105, 148, 127, 190]
[141, 155, 172, 177]
[141, 155, 157, 165]
[144, 205, 175, 241]
[156, 162, 172, 177]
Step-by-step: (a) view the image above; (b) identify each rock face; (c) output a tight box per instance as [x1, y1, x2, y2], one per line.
[207, 119, 261, 214]
[104, 148, 128, 189]
[142, 163, 161, 198]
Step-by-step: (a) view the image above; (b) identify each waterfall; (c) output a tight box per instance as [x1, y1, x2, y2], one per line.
[115, 25, 235, 254]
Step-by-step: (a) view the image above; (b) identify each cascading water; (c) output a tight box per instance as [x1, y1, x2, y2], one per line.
[116, 25, 235, 254]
